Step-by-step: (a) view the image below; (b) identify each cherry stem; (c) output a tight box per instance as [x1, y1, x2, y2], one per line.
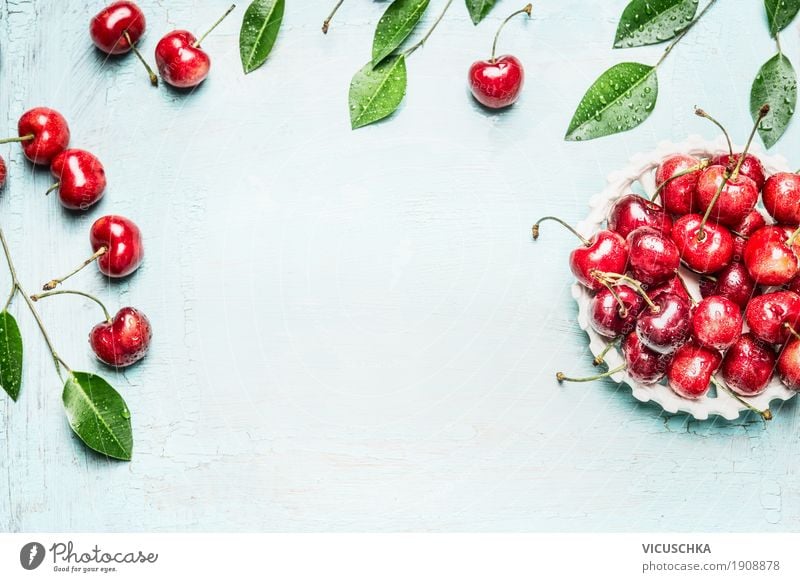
[650, 158, 710, 202]
[696, 170, 730, 241]
[557, 364, 625, 383]
[654, 0, 718, 69]
[599, 279, 628, 318]
[44, 182, 60, 196]
[784, 322, 800, 341]
[31, 289, 112, 323]
[710, 377, 772, 421]
[593, 271, 660, 312]
[675, 272, 696, 306]
[0, 227, 71, 377]
[193, 4, 236, 48]
[42, 246, 108, 291]
[123, 31, 158, 87]
[322, 0, 344, 34]
[490, 3, 532, 63]
[0, 134, 34, 145]
[593, 339, 619, 367]
[731, 103, 769, 181]
[403, 0, 454, 58]
[694, 107, 733, 157]
[786, 225, 800, 247]
[532, 216, 590, 246]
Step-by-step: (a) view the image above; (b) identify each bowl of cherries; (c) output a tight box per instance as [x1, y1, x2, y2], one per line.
[535, 105, 800, 421]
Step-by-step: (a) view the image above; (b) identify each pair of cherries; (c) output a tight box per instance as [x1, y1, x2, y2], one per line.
[0, 108, 105, 210]
[90, 1, 235, 89]
[538, 105, 800, 419]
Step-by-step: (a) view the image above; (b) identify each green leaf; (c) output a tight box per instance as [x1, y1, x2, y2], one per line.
[765, 0, 800, 37]
[565, 62, 658, 141]
[349, 56, 408, 129]
[751, 52, 797, 148]
[0, 311, 22, 401]
[466, 0, 496, 25]
[62, 372, 133, 461]
[614, 0, 698, 48]
[373, 0, 430, 66]
[239, 0, 285, 74]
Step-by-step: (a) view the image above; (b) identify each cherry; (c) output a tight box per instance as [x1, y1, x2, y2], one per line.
[731, 208, 767, 261]
[777, 337, 800, 391]
[744, 290, 800, 345]
[666, 341, 721, 399]
[468, 4, 531, 109]
[710, 153, 766, 191]
[49, 149, 107, 210]
[589, 283, 644, 338]
[90, 1, 157, 86]
[0, 107, 70, 165]
[621, 332, 672, 385]
[690, 295, 742, 351]
[743, 225, 800, 286]
[155, 5, 235, 89]
[650, 275, 693, 304]
[42, 215, 143, 290]
[653, 154, 706, 215]
[532, 217, 628, 291]
[670, 214, 733, 274]
[706, 262, 758, 309]
[0, 155, 6, 189]
[608, 194, 672, 239]
[635, 291, 691, 354]
[720, 334, 776, 397]
[626, 226, 680, 286]
[763, 172, 800, 224]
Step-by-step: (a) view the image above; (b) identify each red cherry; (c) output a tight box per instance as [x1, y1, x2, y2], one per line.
[3, 107, 71, 165]
[533, 217, 628, 291]
[721, 334, 776, 397]
[710, 153, 766, 190]
[666, 341, 721, 399]
[621, 332, 673, 385]
[0, 155, 6, 189]
[707, 262, 758, 309]
[91, 215, 144, 278]
[90, 1, 146, 54]
[670, 214, 733, 274]
[731, 209, 767, 261]
[627, 226, 680, 286]
[690, 295, 742, 351]
[636, 292, 691, 354]
[155, 31, 210, 88]
[650, 275, 692, 304]
[743, 226, 799, 286]
[90, 307, 152, 367]
[744, 290, 800, 345]
[50, 149, 107, 210]
[777, 338, 800, 391]
[763, 172, 800, 224]
[695, 165, 759, 227]
[589, 284, 644, 338]
[654, 154, 704, 215]
[608, 194, 672, 239]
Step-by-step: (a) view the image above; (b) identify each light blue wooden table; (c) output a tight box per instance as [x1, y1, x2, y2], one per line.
[1, 0, 798, 532]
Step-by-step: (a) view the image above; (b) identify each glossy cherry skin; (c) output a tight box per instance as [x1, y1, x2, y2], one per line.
[589, 284, 644, 338]
[50, 149, 107, 210]
[744, 290, 800, 345]
[155, 30, 210, 88]
[721, 334, 775, 397]
[650, 275, 692, 304]
[695, 165, 759, 227]
[711, 153, 765, 190]
[90, 307, 152, 367]
[670, 214, 733, 274]
[777, 339, 800, 391]
[608, 194, 672, 239]
[90, 215, 144, 278]
[731, 209, 767, 261]
[90, 1, 146, 54]
[690, 295, 742, 351]
[763, 172, 800, 225]
[0, 156, 6, 189]
[468, 55, 524, 109]
[708, 262, 758, 309]
[17, 107, 70, 165]
[654, 154, 702, 215]
[636, 292, 691, 354]
[622, 332, 673, 385]
[626, 226, 680, 286]
[743, 226, 799, 286]
[667, 341, 721, 399]
[570, 230, 628, 291]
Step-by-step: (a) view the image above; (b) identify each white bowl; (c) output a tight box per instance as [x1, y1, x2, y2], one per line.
[573, 135, 797, 420]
